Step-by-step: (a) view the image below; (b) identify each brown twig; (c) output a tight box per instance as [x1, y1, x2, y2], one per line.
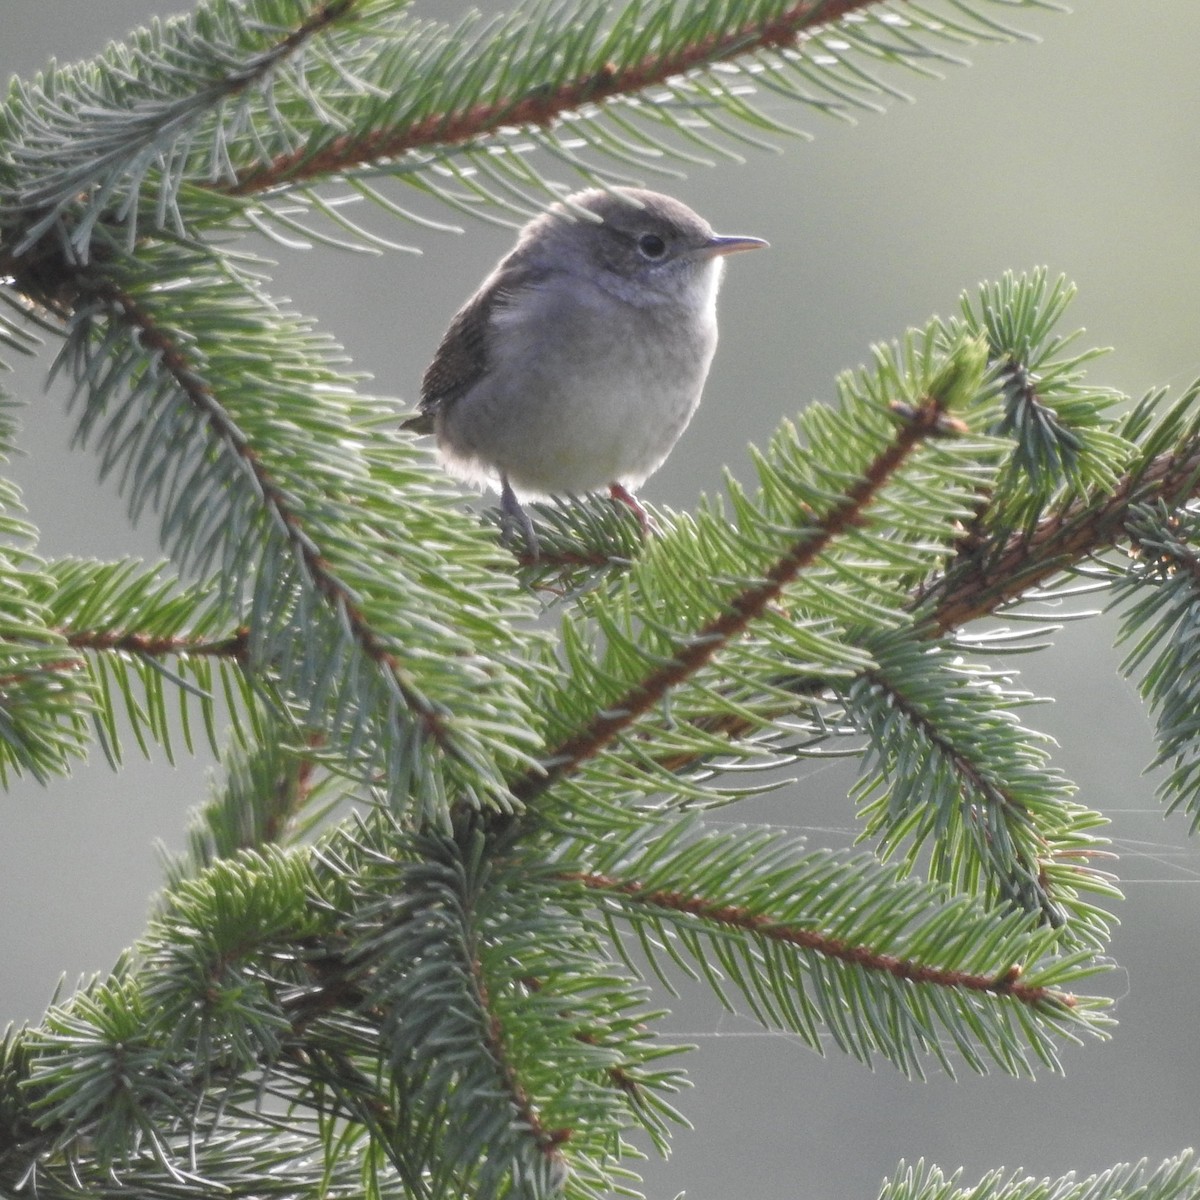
[597, 442, 1200, 788]
[0, 627, 250, 688]
[511, 396, 954, 805]
[222, 0, 871, 197]
[63, 625, 251, 661]
[929, 444, 1200, 633]
[562, 870, 1070, 1008]
[85, 280, 455, 754]
[467, 951, 572, 1157]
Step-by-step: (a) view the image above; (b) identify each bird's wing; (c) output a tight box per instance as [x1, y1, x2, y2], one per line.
[405, 258, 548, 433]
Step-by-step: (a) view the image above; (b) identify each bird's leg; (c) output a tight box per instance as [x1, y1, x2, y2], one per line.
[609, 482, 654, 537]
[500, 475, 539, 559]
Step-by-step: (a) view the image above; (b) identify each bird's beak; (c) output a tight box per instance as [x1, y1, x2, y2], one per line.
[702, 234, 769, 258]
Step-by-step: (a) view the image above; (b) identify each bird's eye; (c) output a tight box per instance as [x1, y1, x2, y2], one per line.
[637, 233, 668, 260]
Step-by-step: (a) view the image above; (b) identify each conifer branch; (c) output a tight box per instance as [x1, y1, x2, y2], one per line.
[271, 0, 362, 61]
[467, 950, 572, 1161]
[84, 279, 458, 758]
[544, 440, 1200, 793]
[166, 733, 327, 879]
[513, 394, 957, 805]
[0, 2, 1157, 1195]
[881, 1153, 1200, 1200]
[930, 442, 1200, 632]
[0, 0, 364, 257]
[564, 870, 1069, 1008]
[224, 0, 885, 198]
[853, 656, 1065, 925]
[0, 627, 247, 687]
[62, 626, 250, 662]
[27, 426, 1192, 705]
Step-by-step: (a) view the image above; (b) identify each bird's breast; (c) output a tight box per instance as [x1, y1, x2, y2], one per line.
[439, 282, 720, 495]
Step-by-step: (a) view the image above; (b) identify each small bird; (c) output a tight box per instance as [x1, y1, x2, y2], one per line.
[405, 187, 766, 554]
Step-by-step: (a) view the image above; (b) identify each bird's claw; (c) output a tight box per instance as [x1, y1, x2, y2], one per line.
[500, 476, 539, 559]
[609, 482, 656, 538]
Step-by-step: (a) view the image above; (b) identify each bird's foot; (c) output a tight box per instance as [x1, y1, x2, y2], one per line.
[500, 476, 539, 559]
[609, 483, 655, 538]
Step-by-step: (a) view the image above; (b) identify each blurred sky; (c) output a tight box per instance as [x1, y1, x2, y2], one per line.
[3, 3, 1200, 1198]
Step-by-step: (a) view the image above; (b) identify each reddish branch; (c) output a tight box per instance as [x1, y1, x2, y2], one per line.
[270, 0, 361, 64]
[0, 1, 360, 285]
[856, 663, 1058, 919]
[87, 281, 454, 752]
[63, 625, 250, 660]
[0, 628, 249, 688]
[512, 397, 953, 805]
[284, 901, 569, 1160]
[930, 443, 1200, 633]
[218, 0, 362, 98]
[501, 416, 1200, 935]
[467, 952, 571, 1157]
[563, 870, 1069, 1007]
[224, 0, 870, 197]
[858, 664, 1019, 817]
[529, 441, 1200, 795]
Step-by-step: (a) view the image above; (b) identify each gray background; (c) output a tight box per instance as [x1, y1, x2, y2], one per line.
[3, 2, 1200, 1196]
